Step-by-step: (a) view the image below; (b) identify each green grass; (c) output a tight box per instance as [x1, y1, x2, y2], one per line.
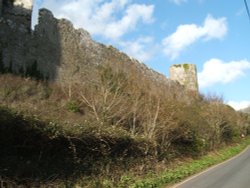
[127, 137, 250, 188]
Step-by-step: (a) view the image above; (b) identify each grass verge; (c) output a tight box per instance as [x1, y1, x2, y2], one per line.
[129, 137, 250, 188]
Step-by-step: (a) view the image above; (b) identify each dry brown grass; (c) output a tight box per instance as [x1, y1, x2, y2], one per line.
[0, 63, 249, 187]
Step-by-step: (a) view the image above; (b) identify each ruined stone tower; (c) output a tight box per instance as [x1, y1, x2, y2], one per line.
[169, 64, 199, 93]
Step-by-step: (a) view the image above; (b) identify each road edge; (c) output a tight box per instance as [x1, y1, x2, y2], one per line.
[171, 144, 250, 188]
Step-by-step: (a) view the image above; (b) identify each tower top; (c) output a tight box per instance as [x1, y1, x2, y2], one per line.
[169, 63, 199, 93]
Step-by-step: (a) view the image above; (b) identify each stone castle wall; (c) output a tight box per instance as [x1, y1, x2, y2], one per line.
[169, 64, 198, 93]
[0, 0, 33, 74]
[0, 0, 2, 17]
[0, 0, 199, 94]
[1, 0, 32, 29]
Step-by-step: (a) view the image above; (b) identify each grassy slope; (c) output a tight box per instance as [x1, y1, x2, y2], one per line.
[1, 104, 249, 188]
[0, 73, 249, 187]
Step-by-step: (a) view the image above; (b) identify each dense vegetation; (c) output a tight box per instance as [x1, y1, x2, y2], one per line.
[0, 62, 250, 187]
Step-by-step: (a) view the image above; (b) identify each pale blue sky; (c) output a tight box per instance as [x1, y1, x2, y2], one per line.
[32, 0, 250, 110]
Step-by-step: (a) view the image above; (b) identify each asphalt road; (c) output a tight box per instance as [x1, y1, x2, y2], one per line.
[172, 146, 250, 188]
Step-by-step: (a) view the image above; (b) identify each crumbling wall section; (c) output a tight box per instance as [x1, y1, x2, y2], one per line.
[31, 8, 61, 80]
[0, 0, 33, 74]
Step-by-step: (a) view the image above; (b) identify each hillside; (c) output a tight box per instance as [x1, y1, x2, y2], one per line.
[1, 73, 249, 187]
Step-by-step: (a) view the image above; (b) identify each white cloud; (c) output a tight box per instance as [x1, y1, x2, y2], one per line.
[104, 4, 154, 39]
[227, 101, 250, 111]
[120, 36, 157, 62]
[38, 0, 154, 40]
[162, 15, 227, 60]
[169, 0, 206, 4]
[169, 0, 187, 5]
[203, 15, 227, 40]
[198, 58, 250, 88]
[14, 0, 33, 9]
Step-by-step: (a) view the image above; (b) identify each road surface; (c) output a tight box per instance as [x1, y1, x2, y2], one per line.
[172, 146, 250, 188]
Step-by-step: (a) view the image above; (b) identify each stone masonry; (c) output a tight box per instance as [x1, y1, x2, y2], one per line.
[0, 0, 32, 74]
[0, 0, 199, 95]
[169, 64, 199, 93]
[1, 0, 32, 29]
[0, 0, 2, 17]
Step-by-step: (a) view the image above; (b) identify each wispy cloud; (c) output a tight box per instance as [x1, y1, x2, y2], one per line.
[227, 101, 250, 110]
[38, 0, 154, 40]
[169, 0, 187, 5]
[119, 36, 158, 62]
[162, 15, 227, 60]
[169, 0, 206, 5]
[236, 7, 245, 17]
[198, 58, 250, 88]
